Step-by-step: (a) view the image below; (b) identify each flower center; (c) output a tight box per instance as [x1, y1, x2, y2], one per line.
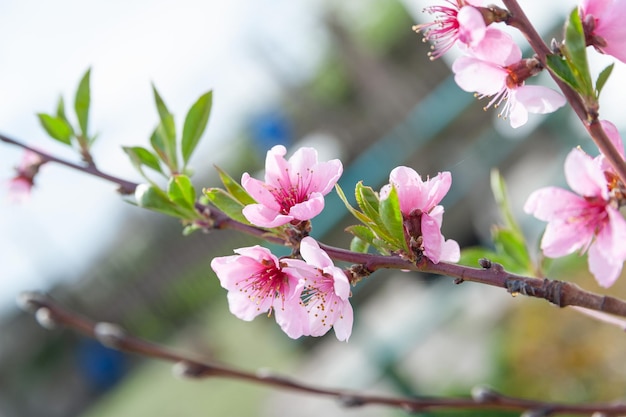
[237, 259, 290, 312]
[271, 170, 312, 214]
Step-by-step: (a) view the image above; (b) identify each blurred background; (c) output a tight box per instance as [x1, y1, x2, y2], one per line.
[2, 0, 626, 416]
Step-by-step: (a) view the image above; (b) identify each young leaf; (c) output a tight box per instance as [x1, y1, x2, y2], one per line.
[167, 174, 197, 212]
[182, 91, 213, 165]
[74, 68, 91, 138]
[215, 165, 256, 205]
[490, 169, 522, 237]
[492, 227, 532, 274]
[563, 8, 594, 98]
[204, 187, 249, 224]
[345, 224, 377, 247]
[378, 185, 408, 252]
[150, 122, 178, 171]
[335, 184, 374, 226]
[135, 183, 190, 218]
[56, 96, 72, 129]
[355, 182, 381, 222]
[123, 146, 164, 175]
[37, 114, 73, 145]
[350, 236, 370, 254]
[151, 84, 177, 148]
[596, 63, 614, 97]
[546, 54, 581, 92]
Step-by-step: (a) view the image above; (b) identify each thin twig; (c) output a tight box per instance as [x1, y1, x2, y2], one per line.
[0, 133, 138, 194]
[16, 291, 626, 416]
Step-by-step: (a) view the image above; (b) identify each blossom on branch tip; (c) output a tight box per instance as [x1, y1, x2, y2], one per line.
[7, 150, 45, 203]
[451, 30, 566, 128]
[241, 145, 343, 228]
[381, 166, 460, 264]
[524, 148, 626, 288]
[298, 237, 353, 341]
[210, 245, 310, 338]
[580, 0, 626, 63]
[413, 0, 488, 59]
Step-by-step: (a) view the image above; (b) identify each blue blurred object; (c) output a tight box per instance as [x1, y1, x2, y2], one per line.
[77, 339, 127, 392]
[249, 110, 292, 151]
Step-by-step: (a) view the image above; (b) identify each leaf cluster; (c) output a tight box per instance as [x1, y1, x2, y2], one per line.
[37, 69, 95, 162]
[336, 182, 410, 257]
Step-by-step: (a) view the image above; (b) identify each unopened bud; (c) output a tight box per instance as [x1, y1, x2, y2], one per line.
[471, 385, 499, 402]
[35, 308, 57, 330]
[94, 322, 126, 349]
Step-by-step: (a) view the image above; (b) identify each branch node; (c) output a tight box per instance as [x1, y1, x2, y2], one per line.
[478, 258, 492, 269]
[453, 278, 465, 285]
[505, 279, 536, 297]
[94, 322, 126, 349]
[16, 291, 47, 314]
[337, 394, 366, 408]
[471, 385, 501, 402]
[35, 307, 57, 330]
[521, 408, 553, 417]
[542, 279, 564, 307]
[173, 360, 211, 379]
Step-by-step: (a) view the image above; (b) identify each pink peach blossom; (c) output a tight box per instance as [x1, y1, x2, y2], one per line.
[6, 150, 45, 203]
[298, 237, 353, 341]
[242, 145, 342, 228]
[452, 29, 565, 128]
[580, 0, 626, 63]
[381, 166, 460, 263]
[524, 148, 626, 287]
[413, 0, 487, 59]
[210, 245, 312, 338]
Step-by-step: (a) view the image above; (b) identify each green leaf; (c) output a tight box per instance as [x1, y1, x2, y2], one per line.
[204, 187, 249, 224]
[492, 227, 532, 273]
[378, 185, 408, 251]
[546, 54, 581, 91]
[215, 165, 256, 205]
[335, 184, 374, 226]
[150, 122, 178, 171]
[135, 183, 190, 218]
[123, 146, 164, 175]
[355, 182, 380, 222]
[595, 63, 614, 98]
[167, 174, 197, 212]
[74, 68, 91, 138]
[182, 91, 213, 166]
[345, 224, 377, 246]
[350, 236, 370, 254]
[490, 169, 522, 237]
[562, 8, 594, 97]
[37, 113, 73, 145]
[151, 84, 177, 166]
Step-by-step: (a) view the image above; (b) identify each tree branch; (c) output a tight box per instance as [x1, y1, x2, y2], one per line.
[16, 291, 626, 416]
[4, 133, 626, 319]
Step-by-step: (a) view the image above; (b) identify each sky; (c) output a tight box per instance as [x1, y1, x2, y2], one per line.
[2, 0, 626, 314]
[0, 0, 327, 313]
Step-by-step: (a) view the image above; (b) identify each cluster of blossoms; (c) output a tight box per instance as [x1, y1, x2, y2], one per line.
[211, 145, 459, 340]
[415, 1, 626, 285]
[414, 0, 567, 128]
[7, 150, 45, 203]
[211, 146, 353, 340]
